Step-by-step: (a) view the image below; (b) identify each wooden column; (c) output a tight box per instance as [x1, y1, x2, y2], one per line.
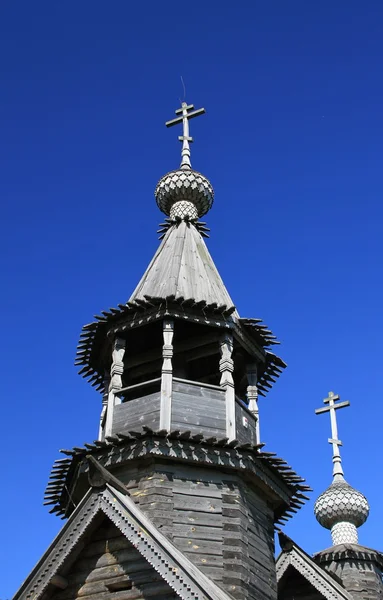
[220, 332, 236, 441]
[98, 372, 110, 441]
[246, 363, 260, 443]
[105, 337, 126, 438]
[160, 319, 174, 431]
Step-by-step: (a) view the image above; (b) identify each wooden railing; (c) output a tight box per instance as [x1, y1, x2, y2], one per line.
[118, 377, 161, 402]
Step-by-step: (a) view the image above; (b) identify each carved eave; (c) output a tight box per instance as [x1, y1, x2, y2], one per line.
[75, 298, 285, 397]
[314, 544, 383, 570]
[75, 296, 237, 392]
[239, 317, 281, 347]
[44, 429, 310, 523]
[276, 533, 353, 600]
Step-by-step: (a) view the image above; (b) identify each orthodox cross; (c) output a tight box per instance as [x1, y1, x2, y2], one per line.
[315, 391, 350, 477]
[166, 102, 205, 169]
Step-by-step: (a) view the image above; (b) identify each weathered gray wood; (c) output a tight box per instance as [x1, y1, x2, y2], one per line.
[105, 337, 126, 438]
[246, 362, 260, 443]
[160, 319, 174, 431]
[129, 219, 237, 314]
[112, 392, 161, 435]
[173, 378, 224, 397]
[219, 333, 236, 441]
[98, 372, 110, 441]
[235, 400, 257, 446]
[53, 520, 178, 600]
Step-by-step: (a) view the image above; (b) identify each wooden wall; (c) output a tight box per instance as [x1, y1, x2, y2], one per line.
[171, 379, 226, 437]
[112, 379, 257, 445]
[235, 400, 257, 445]
[321, 556, 383, 600]
[115, 460, 277, 600]
[51, 519, 178, 600]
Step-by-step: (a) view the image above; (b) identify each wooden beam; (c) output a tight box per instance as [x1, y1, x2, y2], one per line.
[98, 371, 110, 441]
[160, 319, 174, 432]
[246, 363, 260, 443]
[105, 337, 125, 438]
[219, 332, 236, 441]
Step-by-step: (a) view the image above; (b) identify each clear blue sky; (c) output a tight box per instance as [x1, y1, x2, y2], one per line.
[1, 1, 382, 596]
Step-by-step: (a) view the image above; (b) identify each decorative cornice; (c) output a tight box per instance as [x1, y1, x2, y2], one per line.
[75, 303, 284, 397]
[44, 430, 310, 523]
[75, 298, 237, 393]
[314, 544, 383, 569]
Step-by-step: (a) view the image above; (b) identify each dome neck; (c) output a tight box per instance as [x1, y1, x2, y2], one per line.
[331, 521, 358, 545]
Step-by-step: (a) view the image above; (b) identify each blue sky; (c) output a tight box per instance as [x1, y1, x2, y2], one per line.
[1, 1, 383, 596]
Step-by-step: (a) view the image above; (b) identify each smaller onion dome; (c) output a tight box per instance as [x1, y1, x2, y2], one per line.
[155, 169, 214, 218]
[314, 391, 370, 546]
[314, 477, 369, 530]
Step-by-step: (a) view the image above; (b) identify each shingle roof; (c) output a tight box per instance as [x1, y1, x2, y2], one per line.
[129, 221, 236, 313]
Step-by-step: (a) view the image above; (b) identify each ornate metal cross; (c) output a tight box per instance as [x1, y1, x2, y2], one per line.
[166, 102, 205, 169]
[315, 391, 350, 477]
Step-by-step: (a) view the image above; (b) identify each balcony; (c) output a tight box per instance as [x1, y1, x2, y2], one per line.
[111, 377, 258, 445]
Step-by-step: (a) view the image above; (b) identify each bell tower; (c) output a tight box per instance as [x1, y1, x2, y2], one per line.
[76, 101, 286, 448]
[14, 102, 310, 600]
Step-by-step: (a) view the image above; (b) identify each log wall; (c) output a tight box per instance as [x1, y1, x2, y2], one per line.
[52, 519, 178, 600]
[116, 460, 277, 600]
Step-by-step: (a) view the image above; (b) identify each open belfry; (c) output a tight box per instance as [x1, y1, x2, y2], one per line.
[14, 104, 382, 600]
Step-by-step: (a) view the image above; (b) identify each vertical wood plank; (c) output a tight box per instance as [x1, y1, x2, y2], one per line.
[246, 363, 260, 443]
[160, 319, 174, 431]
[219, 332, 236, 441]
[98, 372, 110, 441]
[105, 337, 126, 437]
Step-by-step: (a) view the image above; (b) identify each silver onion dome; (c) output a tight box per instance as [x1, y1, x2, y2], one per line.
[314, 477, 369, 530]
[314, 392, 370, 546]
[155, 169, 214, 218]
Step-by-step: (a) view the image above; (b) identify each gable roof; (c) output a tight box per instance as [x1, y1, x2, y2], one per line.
[14, 464, 234, 600]
[276, 533, 352, 600]
[129, 221, 237, 313]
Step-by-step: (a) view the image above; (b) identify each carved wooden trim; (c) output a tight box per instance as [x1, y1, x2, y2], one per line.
[98, 371, 110, 441]
[246, 363, 260, 443]
[276, 545, 353, 600]
[219, 332, 236, 441]
[14, 491, 101, 600]
[160, 319, 174, 431]
[105, 337, 126, 437]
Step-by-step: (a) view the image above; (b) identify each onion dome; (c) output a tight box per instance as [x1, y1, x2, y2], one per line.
[155, 102, 214, 220]
[314, 475, 369, 545]
[155, 169, 214, 219]
[314, 391, 370, 546]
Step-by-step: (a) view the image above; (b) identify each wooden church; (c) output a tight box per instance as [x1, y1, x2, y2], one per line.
[13, 103, 382, 600]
